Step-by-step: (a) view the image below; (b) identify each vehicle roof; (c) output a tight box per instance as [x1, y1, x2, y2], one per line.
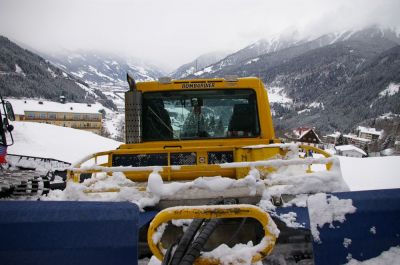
[135, 77, 264, 93]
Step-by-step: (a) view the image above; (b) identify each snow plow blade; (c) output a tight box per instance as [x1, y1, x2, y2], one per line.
[312, 188, 400, 265]
[0, 201, 144, 265]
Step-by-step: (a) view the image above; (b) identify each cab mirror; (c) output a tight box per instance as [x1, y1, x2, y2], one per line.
[7, 124, 14, 132]
[5, 102, 15, 121]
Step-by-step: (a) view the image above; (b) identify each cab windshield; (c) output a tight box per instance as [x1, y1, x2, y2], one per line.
[142, 89, 259, 141]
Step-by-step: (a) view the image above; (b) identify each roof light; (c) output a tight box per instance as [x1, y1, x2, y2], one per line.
[158, 77, 172, 84]
[224, 75, 238, 82]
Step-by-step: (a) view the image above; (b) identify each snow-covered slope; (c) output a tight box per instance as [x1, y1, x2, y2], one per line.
[8, 121, 121, 163]
[44, 51, 165, 90]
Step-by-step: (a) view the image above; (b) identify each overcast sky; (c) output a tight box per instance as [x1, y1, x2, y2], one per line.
[1, 0, 399, 70]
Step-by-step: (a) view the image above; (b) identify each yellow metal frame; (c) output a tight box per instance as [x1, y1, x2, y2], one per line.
[67, 144, 333, 184]
[299, 144, 332, 171]
[147, 205, 277, 265]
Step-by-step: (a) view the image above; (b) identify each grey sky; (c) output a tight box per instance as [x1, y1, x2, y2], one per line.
[1, 0, 399, 70]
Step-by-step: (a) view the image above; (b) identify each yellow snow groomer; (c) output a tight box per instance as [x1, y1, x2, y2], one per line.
[67, 75, 335, 265]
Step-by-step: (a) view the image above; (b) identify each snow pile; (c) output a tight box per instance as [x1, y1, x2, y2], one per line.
[276, 212, 304, 228]
[8, 121, 121, 163]
[346, 246, 400, 265]
[145, 168, 263, 199]
[43, 172, 160, 210]
[43, 169, 264, 210]
[339, 156, 400, 191]
[264, 158, 348, 195]
[152, 223, 167, 244]
[307, 193, 357, 243]
[201, 237, 272, 265]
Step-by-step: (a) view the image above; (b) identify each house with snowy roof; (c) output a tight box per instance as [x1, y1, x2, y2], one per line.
[343, 133, 371, 149]
[324, 131, 341, 145]
[335, 145, 367, 158]
[395, 140, 400, 154]
[356, 126, 383, 141]
[285, 127, 322, 147]
[7, 98, 104, 134]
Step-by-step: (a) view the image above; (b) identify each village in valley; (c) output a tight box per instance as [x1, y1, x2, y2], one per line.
[283, 121, 400, 158]
[6, 95, 400, 159]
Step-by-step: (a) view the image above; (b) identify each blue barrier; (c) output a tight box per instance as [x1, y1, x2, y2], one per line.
[0, 201, 140, 265]
[312, 188, 400, 265]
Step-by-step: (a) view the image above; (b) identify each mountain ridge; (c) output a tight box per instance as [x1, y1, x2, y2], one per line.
[0, 36, 117, 110]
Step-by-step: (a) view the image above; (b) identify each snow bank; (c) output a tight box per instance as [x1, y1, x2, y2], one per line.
[264, 158, 349, 195]
[43, 172, 160, 210]
[339, 156, 400, 191]
[201, 237, 272, 265]
[8, 121, 121, 163]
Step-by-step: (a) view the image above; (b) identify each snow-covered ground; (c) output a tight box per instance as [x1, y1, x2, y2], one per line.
[340, 156, 400, 191]
[7, 121, 121, 163]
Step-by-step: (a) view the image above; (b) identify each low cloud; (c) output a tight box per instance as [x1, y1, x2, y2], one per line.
[1, 0, 399, 70]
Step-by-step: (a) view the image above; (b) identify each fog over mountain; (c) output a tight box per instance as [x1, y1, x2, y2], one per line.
[1, 0, 399, 69]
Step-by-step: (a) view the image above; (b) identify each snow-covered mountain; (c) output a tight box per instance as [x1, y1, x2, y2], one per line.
[44, 51, 166, 90]
[179, 26, 400, 134]
[170, 51, 230, 79]
[189, 31, 312, 77]
[0, 36, 117, 110]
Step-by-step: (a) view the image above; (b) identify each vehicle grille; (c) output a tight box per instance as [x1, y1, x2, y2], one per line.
[112, 153, 168, 167]
[170, 152, 196, 165]
[208, 151, 234, 164]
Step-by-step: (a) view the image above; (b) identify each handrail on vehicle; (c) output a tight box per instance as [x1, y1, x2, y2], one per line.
[67, 144, 334, 183]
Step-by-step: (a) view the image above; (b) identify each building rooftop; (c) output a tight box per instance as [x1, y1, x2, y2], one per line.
[326, 131, 341, 138]
[7, 98, 105, 115]
[335, 145, 367, 156]
[344, 134, 371, 142]
[357, 126, 383, 136]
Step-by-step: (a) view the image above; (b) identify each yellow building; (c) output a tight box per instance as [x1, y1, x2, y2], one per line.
[8, 99, 104, 134]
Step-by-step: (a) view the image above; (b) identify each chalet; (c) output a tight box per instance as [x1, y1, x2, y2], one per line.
[7, 98, 104, 134]
[335, 145, 367, 158]
[285, 127, 322, 147]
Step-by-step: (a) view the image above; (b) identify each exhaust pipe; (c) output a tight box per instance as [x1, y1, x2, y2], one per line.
[125, 73, 142, 144]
